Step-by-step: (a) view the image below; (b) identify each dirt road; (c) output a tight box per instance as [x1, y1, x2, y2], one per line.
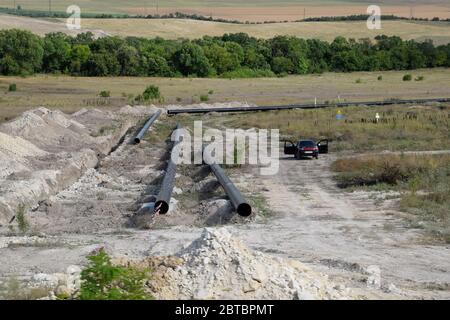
[240, 153, 450, 298]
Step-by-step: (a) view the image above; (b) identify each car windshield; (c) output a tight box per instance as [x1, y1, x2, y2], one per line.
[299, 140, 315, 147]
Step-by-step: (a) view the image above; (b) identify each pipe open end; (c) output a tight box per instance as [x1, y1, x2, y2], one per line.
[134, 137, 141, 144]
[154, 200, 169, 215]
[237, 203, 252, 217]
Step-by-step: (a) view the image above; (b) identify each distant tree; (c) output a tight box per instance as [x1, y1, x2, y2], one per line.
[70, 44, 91, 75]
[173, 42, 212, 77]
[243, 48, 270, 70]
[85, 53, 120, 76]
[0, 29, 43, 75]
[42, 33, 71, 73]
[271, 56, 294, 74]
[117, 45, 140, 76]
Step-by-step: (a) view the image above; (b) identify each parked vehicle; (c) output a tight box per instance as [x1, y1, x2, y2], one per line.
[284, 139, 328, 159]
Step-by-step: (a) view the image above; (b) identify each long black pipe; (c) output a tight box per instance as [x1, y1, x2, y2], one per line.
[154, 124, 182, 214]
[134, 110, 162, 144]
[167, 97, 450, 115]
[204, 152, 252, 217]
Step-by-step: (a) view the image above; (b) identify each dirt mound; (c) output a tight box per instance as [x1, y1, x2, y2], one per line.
[118, 105, 162, 116]
[146, 228, 352, 299]
[0, 107, 135, 225]
[0, 132, 47, 179]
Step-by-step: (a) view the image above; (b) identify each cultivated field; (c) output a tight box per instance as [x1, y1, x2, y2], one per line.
[1, 14, 450, 44]
[1, 0, 450, 20]
[1, 68, 449, 122]
[81, 19, 450, 44]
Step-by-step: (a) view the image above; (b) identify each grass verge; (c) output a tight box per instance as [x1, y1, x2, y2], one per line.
[332, 154, 450, 243]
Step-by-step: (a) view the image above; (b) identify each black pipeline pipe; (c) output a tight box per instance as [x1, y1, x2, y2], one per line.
[167, 97, 450, 115]
[154, 124, 182, 214]
[134, 110, 162, 144]
[204, 152, 252, 216]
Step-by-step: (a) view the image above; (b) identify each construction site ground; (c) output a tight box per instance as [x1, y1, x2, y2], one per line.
[0, 105, 448, 300]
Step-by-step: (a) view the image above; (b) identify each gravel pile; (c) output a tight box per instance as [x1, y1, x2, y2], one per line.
[151, 228, 353, 299]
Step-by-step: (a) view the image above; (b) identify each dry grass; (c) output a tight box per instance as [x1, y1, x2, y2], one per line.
[1, 14, 450, 45]
[331, 154, 450, 243]
[1, 68, 449, 122]
[79, 19, 450, 44]
[0, 1, 450, 20]
[223, 104, 450, 152]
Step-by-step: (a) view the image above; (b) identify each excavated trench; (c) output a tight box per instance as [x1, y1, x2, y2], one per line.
[0, 107, 255, 236]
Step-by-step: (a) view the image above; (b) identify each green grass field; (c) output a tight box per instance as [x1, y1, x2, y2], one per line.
[0, 68, 449, 122]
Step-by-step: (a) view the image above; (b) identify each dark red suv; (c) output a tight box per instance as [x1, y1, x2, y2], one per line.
[284, 139, 328, 159]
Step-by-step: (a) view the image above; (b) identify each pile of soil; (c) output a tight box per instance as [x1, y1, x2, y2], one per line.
[0, 107, 136, 225]
[140, 228, 353, 300]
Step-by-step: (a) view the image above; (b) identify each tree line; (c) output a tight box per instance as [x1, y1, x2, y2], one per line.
[0, 29, 449, 78]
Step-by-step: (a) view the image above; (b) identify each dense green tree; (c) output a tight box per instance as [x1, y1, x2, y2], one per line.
[271, 56, 294, 74]
[84, 52, 120, 76]
[117, 45, 140, 76]
[0, 31, 445, 77]
[173, 42, 212, 77]
[0, 29, 43, 75]
[70, 44, 91, 74]
[43, 33, 71, 73]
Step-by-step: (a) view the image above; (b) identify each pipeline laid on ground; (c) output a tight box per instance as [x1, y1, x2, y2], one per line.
[167, 97, 450, 115]
[154, 123, 182, 214]
[204, 152, 252, 217]
[134, 110, 162, 144]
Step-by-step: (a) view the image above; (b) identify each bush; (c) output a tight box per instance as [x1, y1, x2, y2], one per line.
[200, 94, 209, 102]
[16, 204, 28, 233]
[355, 78, 362, 84]
[403, 74, 412, 81]
[140, 85, 163, 102]
[99, 90, 110, 98]
[415, 75, 424, 81]
[79, 248, 152, 300]
[8, 83, 16, 92]
[377, 75, 383, 81]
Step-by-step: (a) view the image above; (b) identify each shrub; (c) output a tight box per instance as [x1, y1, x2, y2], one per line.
[208, 90, 214, 94]
[377, 75, 383, 81]
[8, 83, 17, 92]
[200, 94, 209, 102]
[99, 90, 110, 98]
[79, 248, 152, 300]
[140, 85, 163, 103]
[415, 75, 424, 81]
[355, 78, 362, 84]
[16, 204, 28, 233]
[403, 74, 412, 81]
